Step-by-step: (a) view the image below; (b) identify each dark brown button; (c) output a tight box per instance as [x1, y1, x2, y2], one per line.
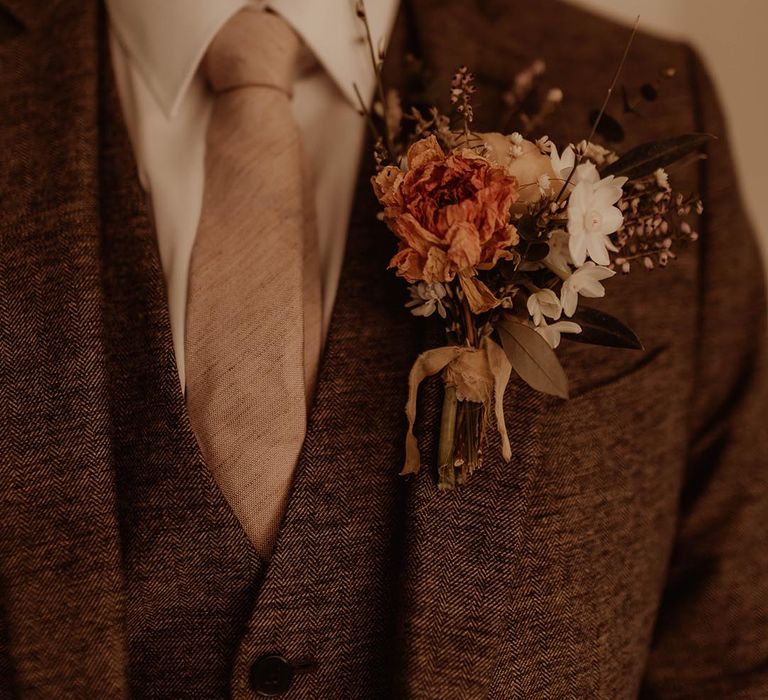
[249, 654, 294, 696]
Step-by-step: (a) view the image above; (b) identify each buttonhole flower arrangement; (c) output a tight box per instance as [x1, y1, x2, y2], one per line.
[355, 5, 707, 490]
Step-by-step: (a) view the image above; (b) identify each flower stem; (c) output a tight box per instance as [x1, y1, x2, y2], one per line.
[461, 297, 477, 348]
[437, 385, 458, 490]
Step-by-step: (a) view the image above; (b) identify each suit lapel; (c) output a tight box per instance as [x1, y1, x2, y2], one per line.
[397, 3, 620, 694]
[0, 2, 129, 694]
[396, 3, 555, 695]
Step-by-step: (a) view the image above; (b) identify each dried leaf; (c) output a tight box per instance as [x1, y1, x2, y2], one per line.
[497, 318, 569, 399]
[459, 274, 501, 314]
[564, 306, 643, 349]
[601, 133, 713, 180]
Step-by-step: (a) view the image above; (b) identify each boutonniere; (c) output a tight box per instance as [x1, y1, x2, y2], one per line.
[355, 5, 706, 490]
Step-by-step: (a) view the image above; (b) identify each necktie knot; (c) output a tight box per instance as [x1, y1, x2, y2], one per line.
[203, 9, 301, 96]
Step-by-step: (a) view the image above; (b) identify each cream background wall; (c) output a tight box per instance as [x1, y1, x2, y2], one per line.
[568, 0, 768, 267]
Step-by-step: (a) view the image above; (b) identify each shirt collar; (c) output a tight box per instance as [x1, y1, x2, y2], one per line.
[106, 0, 400, 118]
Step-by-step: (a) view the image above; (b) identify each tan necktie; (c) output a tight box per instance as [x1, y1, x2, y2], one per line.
[185, 9, 322, 559]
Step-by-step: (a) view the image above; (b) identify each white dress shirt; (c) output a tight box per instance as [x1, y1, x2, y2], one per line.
[107, 0, 399, 389]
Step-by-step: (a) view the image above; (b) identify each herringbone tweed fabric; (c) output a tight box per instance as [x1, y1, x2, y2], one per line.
[0, 0, 766, 698]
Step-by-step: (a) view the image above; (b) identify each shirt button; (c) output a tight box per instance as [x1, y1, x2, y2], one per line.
[249, 654, 295, 696]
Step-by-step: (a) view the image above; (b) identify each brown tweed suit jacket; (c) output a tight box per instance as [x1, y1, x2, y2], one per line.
[0, 0, 766, 698]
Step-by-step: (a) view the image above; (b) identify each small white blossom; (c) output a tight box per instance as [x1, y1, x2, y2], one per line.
[549, 143, 576, 183]
[577, 140, 619, 166]
[406, 282, 448, 318]
[543, 229, 572, 279]
[560, 261, 616, 317]
[527, 289, 562, 326]
[537, 173, 551, 197]
[507, 131, 525, 158]
[567, 163, 627, 266]
[654, 167, 671, 191]
[535, 318, 582, 349]
[536, 135, 553, 154]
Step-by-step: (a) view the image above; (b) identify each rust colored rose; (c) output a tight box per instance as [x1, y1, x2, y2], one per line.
[373, 135, 520, 285]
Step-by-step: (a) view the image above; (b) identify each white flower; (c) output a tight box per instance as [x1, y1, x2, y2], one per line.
[537, 173, 551, 197]
[535, 135, 553, 154]
[572, 161, 599, 184]
[535, 318, 582, 349]
[549, 143, 576, 183]
[406, 282, 448, 318]
[543, 228, 572, 279]
[567, 164, 627, 266]
[560, 261, 616, 317]
[527, 288, 562, 326]
[577, 140, 619, 166]
[654, 167, 670, 191]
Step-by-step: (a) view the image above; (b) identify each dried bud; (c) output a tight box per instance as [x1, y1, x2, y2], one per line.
[547, 87, 563, 103]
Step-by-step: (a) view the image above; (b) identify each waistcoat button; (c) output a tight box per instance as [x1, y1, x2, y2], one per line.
[249, 654, 294, 696]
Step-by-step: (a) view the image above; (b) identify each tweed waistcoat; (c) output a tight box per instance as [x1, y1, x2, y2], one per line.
[0, 1, 767, 698]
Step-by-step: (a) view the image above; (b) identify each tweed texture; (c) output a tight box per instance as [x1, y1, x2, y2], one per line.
[0, 0, 766, 698]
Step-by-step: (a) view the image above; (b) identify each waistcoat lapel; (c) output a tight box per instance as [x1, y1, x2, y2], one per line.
[97, 10, 266, 698]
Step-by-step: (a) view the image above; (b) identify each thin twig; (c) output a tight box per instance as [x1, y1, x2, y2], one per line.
[461, 297, 477, 347]
[358, 0, 393, 157]
[353, 82, 384, 145]
[554, 16, 640, 202]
